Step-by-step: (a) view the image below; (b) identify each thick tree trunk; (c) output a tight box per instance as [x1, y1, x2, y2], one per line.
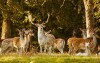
[83, 0, 94, 38]
[1, 13, 11, 39]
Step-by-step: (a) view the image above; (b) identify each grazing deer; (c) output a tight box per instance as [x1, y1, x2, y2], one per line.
[67, 28, 97, 55]
[30, 13, 55, 54]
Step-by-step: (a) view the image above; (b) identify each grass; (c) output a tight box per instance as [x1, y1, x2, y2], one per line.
[0, 53, 100, 63]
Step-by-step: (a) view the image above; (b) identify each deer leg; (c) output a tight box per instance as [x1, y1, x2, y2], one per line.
[60, 49, 64, 54]
[68, 46, 73, 55]
[40, 45, 42, 53]
[57, 47, 63, 54]
[48, 46, 52, 54]
[44, 45, 47, 53]
[13, 45, 19, 53]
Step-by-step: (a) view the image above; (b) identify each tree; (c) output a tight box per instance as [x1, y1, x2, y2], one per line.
[83, 0, 94, 38]
[0, 0, 12, 39]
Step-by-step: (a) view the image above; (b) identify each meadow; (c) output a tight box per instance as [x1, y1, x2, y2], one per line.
[0, 53, 100, 63]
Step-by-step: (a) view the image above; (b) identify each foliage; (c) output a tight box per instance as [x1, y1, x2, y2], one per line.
[0, 0, 99, 40]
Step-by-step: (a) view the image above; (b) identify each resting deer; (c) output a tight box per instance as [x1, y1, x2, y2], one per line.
[67, 28, 97, 55]
[30, 13, 55, 54]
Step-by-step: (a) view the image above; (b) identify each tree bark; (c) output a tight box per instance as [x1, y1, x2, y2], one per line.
[1, 12, 11, 39]
[83, 0, 94, 38]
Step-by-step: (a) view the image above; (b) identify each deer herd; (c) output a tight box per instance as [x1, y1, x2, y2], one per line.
[0, 15, 100, 56]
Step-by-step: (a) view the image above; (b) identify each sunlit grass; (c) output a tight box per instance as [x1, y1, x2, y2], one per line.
[0, 53, 100, 63]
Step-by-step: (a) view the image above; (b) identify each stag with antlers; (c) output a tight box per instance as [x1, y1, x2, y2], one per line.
[30, 13, 55, 54]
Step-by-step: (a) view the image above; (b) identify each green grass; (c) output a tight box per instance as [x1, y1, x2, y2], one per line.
[0, 53, 100, 63]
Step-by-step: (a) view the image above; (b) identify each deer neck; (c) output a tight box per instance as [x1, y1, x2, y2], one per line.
[38, 28, 46, 38]
[93, 35, 97, 43]
[20, 34, 24, 41]
[83, 33, 87, 39]
[24, 34, 31, 43]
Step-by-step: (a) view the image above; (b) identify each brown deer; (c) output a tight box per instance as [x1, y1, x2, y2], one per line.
[76, 42, 91, 56]
[24, 29, 34, 52]
[54, 38, 65, 54]
[1, 29, 24, 53]
[13, 29, 34, 53]
[45, 31, 65, 54]
[80, 28, 87, 39]
[67, 28, 97, 55]
[1, 29, 34, 54]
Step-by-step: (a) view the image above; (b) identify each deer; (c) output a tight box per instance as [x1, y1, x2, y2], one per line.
[0, 39, 4, 52]
[76, 42, 91, 56]
[80, 28, 87, 39]
[13, 29, 34, 53]
[45, 31, 65, 54]
[53, 38, 65, 54]
[24, 29, 34, 52]
[67, 28, 97, 55]
[0, 29, 24, 54]
[30, 13, 55, 54]
[1, 29, 34, 54]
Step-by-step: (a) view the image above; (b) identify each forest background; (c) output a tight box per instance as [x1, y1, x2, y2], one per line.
[0, 0, 100, 51]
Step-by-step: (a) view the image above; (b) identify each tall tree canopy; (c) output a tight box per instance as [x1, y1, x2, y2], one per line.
[0, 0, 99, 40]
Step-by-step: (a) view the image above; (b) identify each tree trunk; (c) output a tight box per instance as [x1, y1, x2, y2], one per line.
[1, 13, 11, 39]
[83, 0, 94, 38]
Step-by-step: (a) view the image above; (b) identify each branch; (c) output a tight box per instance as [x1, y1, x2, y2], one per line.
[60, 0, 65, 8]
[41, 0, 47, 6]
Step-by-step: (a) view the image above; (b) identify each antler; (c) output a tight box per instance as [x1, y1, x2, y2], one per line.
[41, 0, 47, 6]
[42, 13, 50, 24]
[60, 0, 65, 8]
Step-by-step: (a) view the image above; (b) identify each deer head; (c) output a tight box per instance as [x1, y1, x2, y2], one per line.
[24, 29, 34, 37]
[17, 29, 25, 36]
[30, 13, 50, 33]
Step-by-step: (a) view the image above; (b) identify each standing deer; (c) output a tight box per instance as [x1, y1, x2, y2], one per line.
[30, 13, 55, 54]
[1, 29, 25, 54]
[67, 28, 97, 55]
[54, 38, 65, 54]
[76, 42, 91, 56]
[24, 29, 34, 52]
[1, 29, 34, 54]
[45, 31, 65, 54]
[14, 29, 34, 53]
[80, 28, 87, 39]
